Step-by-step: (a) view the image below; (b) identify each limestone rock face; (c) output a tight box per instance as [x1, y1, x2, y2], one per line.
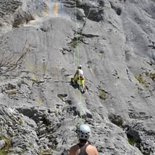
[0, 0, 155, 154]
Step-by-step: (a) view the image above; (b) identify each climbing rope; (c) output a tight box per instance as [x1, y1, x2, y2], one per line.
[72, 2, 95, 124]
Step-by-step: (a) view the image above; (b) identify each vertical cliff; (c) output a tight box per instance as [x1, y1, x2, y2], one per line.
[0, 0, 155, 154]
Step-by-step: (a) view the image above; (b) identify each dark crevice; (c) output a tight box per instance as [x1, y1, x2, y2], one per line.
[65, 100, 72, 105]
[98, 0, 105, 7]
[108, 115, 149, 154]
[148, 41, 155, 49]
[126, 130, 145, 155]
[108, 114, 148, 154]
[124, 124, 155, 155]
[68, 35, 86, 48]
[127, 133, 141, 147]
[110, 2, 122, 16]
[78, 33, 99, 38]
[16, 107, 60, 150]
[75, 1, 104, 22]
[67, 106, 80, 116]
[108, 114, 124, 127]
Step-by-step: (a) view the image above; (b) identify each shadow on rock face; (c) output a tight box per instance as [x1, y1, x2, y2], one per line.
[74, 1, 105, 22]
[110, 2, 122, 16]
[86, 8, 104, 22]
[108, 114, 124, 127]
[13, 10, 35, 27]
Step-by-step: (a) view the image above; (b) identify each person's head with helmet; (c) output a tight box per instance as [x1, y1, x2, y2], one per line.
[69, 124, 99, 155]
[78, 124, 91, 143]
[77, 65, 82, 69]
[77, 65, 84, 77]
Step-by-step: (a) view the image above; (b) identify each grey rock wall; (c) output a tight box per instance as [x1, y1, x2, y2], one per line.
[0, 0, 155, 154]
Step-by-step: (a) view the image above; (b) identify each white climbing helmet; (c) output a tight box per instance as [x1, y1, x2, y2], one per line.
[78, 65, 82, 69]
[78, 124, 91, 140]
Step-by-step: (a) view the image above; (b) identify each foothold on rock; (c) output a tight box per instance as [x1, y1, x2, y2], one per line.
[108, 114, 124, 127]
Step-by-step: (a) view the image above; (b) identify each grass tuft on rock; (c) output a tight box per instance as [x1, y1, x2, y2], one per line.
[128, 135, 137, 146]
[98, 89, 108, 100]
[135, 74, 149, 87]
[127, 133, 140, 147]
[0, 136, 12, 155]
[39, 149, 53, 155]
[69, 36, 83, 48]
[149, 73, 155, 81]
[108, 114, 123, 127]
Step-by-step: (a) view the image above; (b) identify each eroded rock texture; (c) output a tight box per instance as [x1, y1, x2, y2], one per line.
[0, 0, 155, 154]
